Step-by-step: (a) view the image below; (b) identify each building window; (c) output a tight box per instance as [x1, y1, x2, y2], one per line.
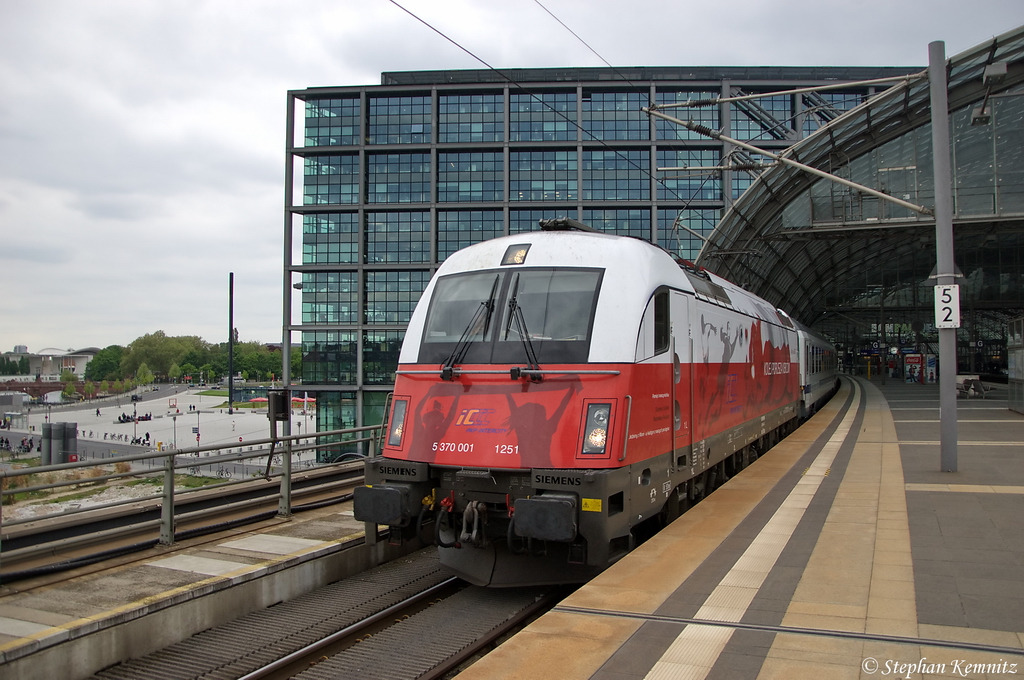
[732, 93, 792, 141]
[510, 92, 576, 141]
[303, 213, 358, 264]
[732, 173, 755, 200]
[368, 95, 431, 144]
[510, 150, 577, 201]
[439, 93, 504, 143]
[363, 392, 391, 429]
[438, 210, 504, 260]
[305, 97, 360, 146]
[510, 209, 575, 234]
[367, 153, 430, 204]
[365, 211, 431, 263]
[583, 149, 649, 201]
[583, 91, 648, 141]
[301, 272, 358, 324]
[656, 149, 721, 201]
[658, 208, 719, 262]
[365, 270, 431, 324]
[302, 331, 357, 384]
[655, 91, 719, 140]
[363, 330, 405, 385]
[437, 152, 503, 202]
[314, 391, 357, 460]
[303, 155, 358, 205]
[802, 92, 864, 135]
[583, 208, 650, 239]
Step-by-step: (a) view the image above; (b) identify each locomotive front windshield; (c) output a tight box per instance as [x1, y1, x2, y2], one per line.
[419, 267, 603, 364]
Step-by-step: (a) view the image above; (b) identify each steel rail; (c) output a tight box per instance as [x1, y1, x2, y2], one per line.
[236, 577, 462, 680]
[1, 473, 362, 565]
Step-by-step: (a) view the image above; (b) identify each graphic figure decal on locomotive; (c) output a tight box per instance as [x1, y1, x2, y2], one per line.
[354, 219, 838, 587]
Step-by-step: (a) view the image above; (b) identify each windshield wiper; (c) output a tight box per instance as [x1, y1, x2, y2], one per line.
[505, 273, 542, 381]
[440, 275, 499, 381]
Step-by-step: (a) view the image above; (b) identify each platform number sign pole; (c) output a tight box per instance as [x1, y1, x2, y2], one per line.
[934, 284, 960, 329]
[929, 40, 957, 473]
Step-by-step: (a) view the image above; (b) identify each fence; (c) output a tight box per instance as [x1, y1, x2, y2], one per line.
[0, 424, 381, 566]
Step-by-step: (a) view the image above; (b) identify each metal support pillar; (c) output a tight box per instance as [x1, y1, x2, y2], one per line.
[929, 41, 958, 472]
[228, 272, 234, 415]
[278, 439, 292, 518]
[160, 454, 176, 545]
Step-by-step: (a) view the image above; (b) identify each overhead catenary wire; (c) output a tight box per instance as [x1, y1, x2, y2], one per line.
[384, 0, 718, 251]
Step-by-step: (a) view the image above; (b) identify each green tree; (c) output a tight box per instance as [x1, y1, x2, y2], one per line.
[179, 348, 212, 372]
[84, 380, 96, 399]
[62, 381, 77, 397]
[18, 356, 29, 374]
[60, 369, 77, 383]
[112, 380, 123, 394]
[136, 363, 155, 385]
[85, 345, 124, 381]
[100, 380, 110, 394]
[168, 363, 181, 383]
[180, 364, 198, 382]
[121, 332, 208, 378]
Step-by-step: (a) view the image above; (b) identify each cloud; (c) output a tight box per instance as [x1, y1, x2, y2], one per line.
[0, 0, 1020, 353]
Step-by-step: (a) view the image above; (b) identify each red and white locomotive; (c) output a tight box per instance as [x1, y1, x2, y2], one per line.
[354, 220, 837, 586]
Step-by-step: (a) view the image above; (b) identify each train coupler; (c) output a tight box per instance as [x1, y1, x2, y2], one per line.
[458, 500, 488, 547]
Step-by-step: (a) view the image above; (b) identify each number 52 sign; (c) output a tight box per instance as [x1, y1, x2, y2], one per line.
[934, 284, 960, 329]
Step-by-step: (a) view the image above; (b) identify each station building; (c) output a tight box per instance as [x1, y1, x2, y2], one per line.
[283, 27, 1023, 439]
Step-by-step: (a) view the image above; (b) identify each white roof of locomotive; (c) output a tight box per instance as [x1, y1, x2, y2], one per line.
[400, 230, 785, 364]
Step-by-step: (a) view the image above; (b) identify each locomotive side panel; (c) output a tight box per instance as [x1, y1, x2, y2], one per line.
[690, 299, 800, 449]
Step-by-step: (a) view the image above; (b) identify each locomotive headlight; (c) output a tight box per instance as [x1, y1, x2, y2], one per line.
[582, 403, 612, 454]
[387, 399, 409, 448]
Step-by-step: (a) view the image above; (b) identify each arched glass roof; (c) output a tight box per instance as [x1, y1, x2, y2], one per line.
[698, 26, 1024, 346]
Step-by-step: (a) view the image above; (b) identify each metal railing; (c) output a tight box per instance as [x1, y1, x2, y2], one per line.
[0, 424, 380, 575]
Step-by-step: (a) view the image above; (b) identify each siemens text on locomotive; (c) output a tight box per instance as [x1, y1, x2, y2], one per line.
[354, 220, 838, 587]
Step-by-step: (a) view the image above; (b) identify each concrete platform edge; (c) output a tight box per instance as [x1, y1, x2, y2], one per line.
[0, 534, 423, 680]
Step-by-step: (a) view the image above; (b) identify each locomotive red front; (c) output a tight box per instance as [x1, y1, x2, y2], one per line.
[354, 221, 814, 586]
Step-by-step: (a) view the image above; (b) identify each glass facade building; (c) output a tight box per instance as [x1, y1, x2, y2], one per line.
[284, 66, 920, 440]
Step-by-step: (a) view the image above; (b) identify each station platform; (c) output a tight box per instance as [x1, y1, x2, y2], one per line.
[459, 376, 1024, 679]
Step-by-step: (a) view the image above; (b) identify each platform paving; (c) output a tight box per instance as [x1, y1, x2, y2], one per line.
[458, 376, 1024, 679]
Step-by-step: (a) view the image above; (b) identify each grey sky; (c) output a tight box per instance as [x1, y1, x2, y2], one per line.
[1, 0, 1020, 354]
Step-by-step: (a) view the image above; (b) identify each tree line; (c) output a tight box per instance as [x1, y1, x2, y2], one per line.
[84, 331, 301, 384]
[1, 356, 30, 375]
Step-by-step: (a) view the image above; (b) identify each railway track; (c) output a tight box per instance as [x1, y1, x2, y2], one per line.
[0, 463, 364, 577]
[87, 548, 563, 680]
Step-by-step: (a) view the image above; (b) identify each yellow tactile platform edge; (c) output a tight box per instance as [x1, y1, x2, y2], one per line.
[456, 383, 853, 680]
